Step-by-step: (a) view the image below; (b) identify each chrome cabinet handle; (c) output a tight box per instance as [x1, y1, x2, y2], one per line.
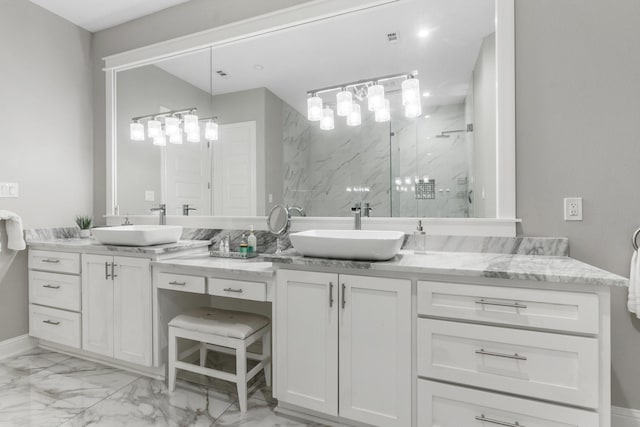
[475, 349, 527, 361]
[169, 281, 187, 286]
[223, 288, 243, 293]
[42, 259, 60, 264]
[43, 320, 60, 326]
[475, 299, 527, 310]
[341, 283, 346, 309]
[111, 263, 117, 279]
[329, 282, 334, 308]
[105, 262, 110, 280]
[475, 414, 524, 426]
[43, 284, 60, 289]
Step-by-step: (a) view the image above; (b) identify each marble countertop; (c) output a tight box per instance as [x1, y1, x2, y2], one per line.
[27, 238, 209, 256]
[152, 254, 274, 278]
[263, 250, 628, 287]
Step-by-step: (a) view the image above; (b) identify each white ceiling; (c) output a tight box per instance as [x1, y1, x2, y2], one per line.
[29, 0, 191, 32]
[151, 0, 495, 116]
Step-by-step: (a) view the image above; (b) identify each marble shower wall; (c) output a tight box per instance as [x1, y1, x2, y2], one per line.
[282, 99, 471, 218]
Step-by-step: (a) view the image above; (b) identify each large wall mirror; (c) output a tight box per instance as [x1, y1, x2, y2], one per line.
[108, 0, 514, 222]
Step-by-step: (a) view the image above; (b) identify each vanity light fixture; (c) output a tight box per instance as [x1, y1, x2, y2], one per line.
[320, 107, 335, 130]
[153, 132, 167, 146]
[147, 119, 162, 138]
[336, 89, 353, 117]
[130, 121, 145, 141]
[183, 113, 199, 134]
[347, 103, 362, 127]
[375, 99, 391, 123]
[164, 116, 180, 137]
[169, 132, 183, 144]
[307, 94, 323, 121]
[306, 71, 421, 130]
[204, 119, 219, 141]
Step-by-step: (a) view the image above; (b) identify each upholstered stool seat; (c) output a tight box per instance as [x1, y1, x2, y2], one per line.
[168, 307, 271, 413]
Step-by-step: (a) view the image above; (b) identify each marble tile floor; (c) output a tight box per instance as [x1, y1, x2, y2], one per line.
[0, 348, 328, 427]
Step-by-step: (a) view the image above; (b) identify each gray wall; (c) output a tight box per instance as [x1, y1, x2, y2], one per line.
[515, 0, 640, 409]
[0, 1, 93, 341]
[472, 33, 496, 218]
[92, 0, 316, 223]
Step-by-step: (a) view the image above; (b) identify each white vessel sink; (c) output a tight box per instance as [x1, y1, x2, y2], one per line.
[289, 230, 405, 261]
[91, 225, 183, 246]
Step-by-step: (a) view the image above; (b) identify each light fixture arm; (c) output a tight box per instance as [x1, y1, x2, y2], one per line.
[307, 71, 417, 96]
[131, 107, 197, 122]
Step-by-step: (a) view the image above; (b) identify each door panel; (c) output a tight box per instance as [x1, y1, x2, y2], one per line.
[82, 254, 114, 357]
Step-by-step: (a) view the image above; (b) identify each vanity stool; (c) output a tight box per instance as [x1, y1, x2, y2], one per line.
[167, 307, 271, 413]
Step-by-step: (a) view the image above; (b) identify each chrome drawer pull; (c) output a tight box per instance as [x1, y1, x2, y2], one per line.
[169, 281, 187, 286]
[475, 349, 527, 361]
[329, 282, 334, 307]
[223, 288, 244, 293]
[42, 259, 60, 264]
[43, 284, 61, 289]
[475, 414, 524, 426]
[43, 320, 60, 326]
[475, 299, 527, 310]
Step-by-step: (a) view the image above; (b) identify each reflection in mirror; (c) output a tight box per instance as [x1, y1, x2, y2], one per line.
[267, 205, 290, 236]
[114, 0, 497, 218]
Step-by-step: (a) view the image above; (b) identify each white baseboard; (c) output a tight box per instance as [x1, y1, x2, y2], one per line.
[614, 406, 640, 427]
[0, 334, 37, 360]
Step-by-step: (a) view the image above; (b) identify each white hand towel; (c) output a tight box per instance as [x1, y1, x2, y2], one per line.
[629, 250, 640, 316]
[0, 210, 26, 251]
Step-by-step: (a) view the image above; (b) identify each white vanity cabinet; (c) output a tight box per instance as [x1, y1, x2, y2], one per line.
[275, 270, 411, 427]
[82, 254, 152, 366]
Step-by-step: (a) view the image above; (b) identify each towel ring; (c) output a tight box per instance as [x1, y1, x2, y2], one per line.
[633, 228, 640, 251]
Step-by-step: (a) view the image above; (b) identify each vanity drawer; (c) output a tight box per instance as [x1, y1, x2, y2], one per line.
[29, 271, 81, 311]
[418, 380, 599, 427]
[417, 281, 599, 334]
[29, 304, 81, 348]
[208, 278, 267, 301]
[417, 318, 599, 408]
[157, 273, 205, 294]
[29, 250, 80, 274]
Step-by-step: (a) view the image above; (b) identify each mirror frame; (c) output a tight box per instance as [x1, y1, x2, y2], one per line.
[103, 0, 516, 235]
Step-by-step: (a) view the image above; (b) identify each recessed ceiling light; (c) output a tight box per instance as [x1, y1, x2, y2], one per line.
[418, 29, 430, 38]
[422, 91, 431, 97]
[424, 115, 431, 119]
[253, 64, 264, 70]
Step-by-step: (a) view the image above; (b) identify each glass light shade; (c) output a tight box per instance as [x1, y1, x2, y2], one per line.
[147, 120, 161, 138]
[402, 78, 421, 106]
[187, 128, 201, 143]
[367, 84, 385, 111]
[346, 103, 362, 127]
[319, 107, 335, 131]
[130, 122, 145, 141]
[183, 114, 199, 133]
[169, 132, 183, 144]
[307, 96, 323, 121]
[336, 90, 353, 117]
[405, 102, 423, 118]
[205, 121, 219, 141]
[164, 116, 180, 136]
[375, 99, 391, 122]
[152, 133, 166, 146]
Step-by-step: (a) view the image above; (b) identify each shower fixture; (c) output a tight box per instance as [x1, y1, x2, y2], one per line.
[435, 129, 466, 138]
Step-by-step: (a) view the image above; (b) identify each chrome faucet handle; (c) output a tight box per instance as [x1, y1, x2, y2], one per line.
[182, 204, 197, 216]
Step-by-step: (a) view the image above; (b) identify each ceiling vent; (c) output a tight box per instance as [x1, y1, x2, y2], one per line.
[387, 32, 400, 44]
[216, 70, 229, 78]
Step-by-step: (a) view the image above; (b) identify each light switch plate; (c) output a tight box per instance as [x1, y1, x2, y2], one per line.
[145, 190, 155, 202]
[564, 197, 583, 221]
[0, 182, 19, 198]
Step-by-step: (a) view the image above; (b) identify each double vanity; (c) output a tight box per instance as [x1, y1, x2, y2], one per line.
[25, 226, 627, 427]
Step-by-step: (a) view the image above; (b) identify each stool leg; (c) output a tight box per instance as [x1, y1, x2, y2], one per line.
[199, 343, 207, 367]
[236, 344, 248, 413]
[168, 327, 177, 392]
[262, 330, 272, 387]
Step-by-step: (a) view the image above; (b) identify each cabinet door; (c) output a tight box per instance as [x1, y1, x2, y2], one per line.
[276, 270, 339, 416]
[113, 256, 152, 366]
[339, 275, 411, 427]
[82, 254, 114, 357]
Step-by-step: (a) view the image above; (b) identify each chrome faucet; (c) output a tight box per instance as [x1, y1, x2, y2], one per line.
[182, 204, 197, 216]
[351, 203, 362, 230]
[150, 204, 166, 225]
[362, 202, 373, 217]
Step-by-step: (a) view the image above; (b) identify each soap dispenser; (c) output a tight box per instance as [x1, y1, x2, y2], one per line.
[414, 220, 426, 253]
[248, 225, 257, 253]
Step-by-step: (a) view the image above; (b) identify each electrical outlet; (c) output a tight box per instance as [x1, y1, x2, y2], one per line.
[145, 190, 155, 202]
[564, 197, 583, 221]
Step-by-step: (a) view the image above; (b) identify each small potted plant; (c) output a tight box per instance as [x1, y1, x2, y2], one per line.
[75, 215, 93, 238]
